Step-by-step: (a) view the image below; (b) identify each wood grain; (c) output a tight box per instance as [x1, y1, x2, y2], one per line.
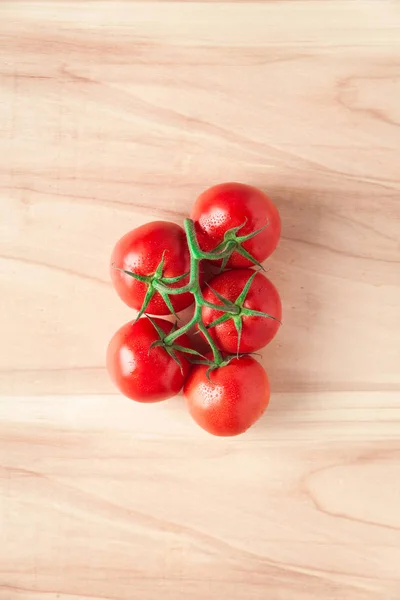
[1, 2, 399, 599]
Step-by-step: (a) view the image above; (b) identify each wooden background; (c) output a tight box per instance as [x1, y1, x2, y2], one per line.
[1, 1, 400, 599]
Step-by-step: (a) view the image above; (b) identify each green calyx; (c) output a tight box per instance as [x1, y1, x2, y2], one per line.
[146, 316, 206, 374]
[188, 352, 252, 382]
[205, 269, 281, 357]
[213, 220, 269, 271]
[113, 251, 190, 320]
[127, 218, 270, 371]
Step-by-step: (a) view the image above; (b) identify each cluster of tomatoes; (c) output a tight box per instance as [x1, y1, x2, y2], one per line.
[107, 182, 282, 436]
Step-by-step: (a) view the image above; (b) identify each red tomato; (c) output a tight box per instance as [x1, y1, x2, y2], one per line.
[107, 317, 191, 402]
[201, 269, 282, 354]
[110, 221, 193, 314]
[184, 356, 270, 436]
[191, 182, 281, 268]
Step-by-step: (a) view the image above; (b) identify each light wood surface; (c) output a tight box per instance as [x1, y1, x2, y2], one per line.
[1, 2, 400, 599]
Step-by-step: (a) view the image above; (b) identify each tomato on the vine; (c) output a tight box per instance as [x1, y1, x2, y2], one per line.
[201, 269, 282, 354]
[191, 182, 281, 268]
[107, 317, 191, 402]
[184, 356, 270, 436]
[107, 182, 283, 437]
[110, 221, 193, 314]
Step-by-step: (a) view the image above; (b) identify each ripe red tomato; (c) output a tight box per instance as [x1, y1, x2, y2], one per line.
[110, 221, 193, 314]
[184, 356, 270, 436]
[201, 269, 282, 354]
[191, 182, 281, 268]
[107, 317, 191, 402]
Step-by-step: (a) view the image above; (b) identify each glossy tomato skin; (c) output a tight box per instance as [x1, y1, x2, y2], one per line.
[110, 221, 192, 314]
[192, 182, 281, 268]
[184, 356, 270, 436]
[107, 317, 191, 402]
[202, 269, 282, 353]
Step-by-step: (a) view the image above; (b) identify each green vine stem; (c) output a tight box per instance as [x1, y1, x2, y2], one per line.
[158, 218, 237, 364]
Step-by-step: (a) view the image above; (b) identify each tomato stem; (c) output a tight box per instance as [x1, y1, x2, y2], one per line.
[138, 218, 267, 367]
[159, 218, 240, 364]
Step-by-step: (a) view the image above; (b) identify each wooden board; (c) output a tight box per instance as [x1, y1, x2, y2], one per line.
[1, 1, 399, 599]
